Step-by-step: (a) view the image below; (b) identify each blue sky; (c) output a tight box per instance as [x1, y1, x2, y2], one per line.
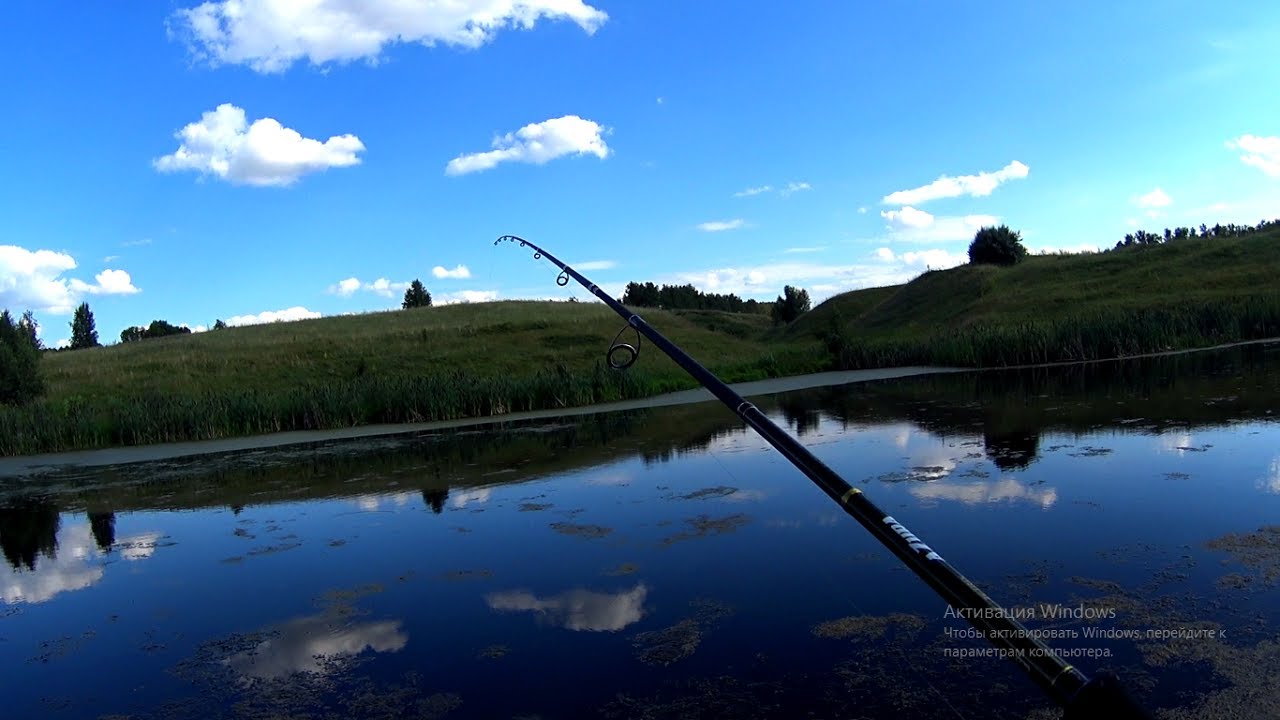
[1, 1, 1278, 346]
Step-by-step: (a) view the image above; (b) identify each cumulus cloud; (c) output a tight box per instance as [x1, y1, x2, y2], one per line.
[0, 245, 140, 314]
[432, 264, 471, 279]
[327, 277, 410, 298]
[227, 615, 407, 679]
[155, 104, 364, 187]
[486, 584, 648, 631]
[697, 219, 746, 232]
[879, 207, 1001, 242]
[883, 160, 1029, 205]
[909, 478, 1058, 509]
[436, 290, 499, 305]
[1227, 135, 1280, 176]
[1, 523, 163, 604]
[446, 115, 609, 175]
[780, 181, 811, 196]
[873, 248, 968, 269]
[226, 306, 321, 326]
[174, 0, 608, 73]
[1136, 188, 1172, 208]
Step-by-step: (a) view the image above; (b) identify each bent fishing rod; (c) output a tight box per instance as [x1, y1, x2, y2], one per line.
[495, 234, 1150, 718]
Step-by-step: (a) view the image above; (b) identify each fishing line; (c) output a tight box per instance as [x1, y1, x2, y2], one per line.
[493, 234, 1151, 719]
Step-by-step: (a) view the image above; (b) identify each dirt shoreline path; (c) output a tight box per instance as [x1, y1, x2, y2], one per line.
[0, 366, 962, 477]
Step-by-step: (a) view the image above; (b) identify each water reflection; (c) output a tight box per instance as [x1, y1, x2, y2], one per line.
[909, 477, 1059, 508]
[0, 498, 60, 571]
[422, 488, 448, 514]
[486, 584, 648, 631]
[226, 615, 408, 680]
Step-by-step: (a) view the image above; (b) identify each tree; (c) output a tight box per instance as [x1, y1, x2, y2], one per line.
[213, 319, 227, 330]
[19, 311, 40, 350]
[120, 320, 192, 343]
[771, 285, 812, 325]
[402, 279, 432, 309]
[70, 302, 100, 349]
[0, 309, 45, 405]
[968, 225, 1028, 266]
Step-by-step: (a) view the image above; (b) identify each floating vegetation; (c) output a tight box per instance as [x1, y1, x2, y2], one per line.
[676, 486, 738, 500]
[811, 613, 925, 641]
[1205, 526, 1280, 583]
[549, 522, 613, 539]
[440, 569, 494, 582]
[477, 644, 509, 660]
[244, 542, 302, 557]
[631, 600, 734, 667]
[660, 514, 750, 546]
[1164, 472, 1192, 481]
[1067, 446, 1114, 457]
[605, 562, 640, 576]
[519, 502, 553, 512]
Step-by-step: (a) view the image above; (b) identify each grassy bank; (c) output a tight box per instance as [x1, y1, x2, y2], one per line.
[3, 230, 1277, 457]
[0, 302, 826, 456]
[792, 229, 1280, 368]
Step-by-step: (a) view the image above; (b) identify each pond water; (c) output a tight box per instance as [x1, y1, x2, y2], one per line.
[3, 343, 1280, 719]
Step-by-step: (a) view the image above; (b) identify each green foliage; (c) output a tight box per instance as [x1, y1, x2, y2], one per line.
[70, 302, 100, 349]
[120, 319, 192, 343]
[771, 285, 812, 324]
[0, 309, 45, 406]
[622, 281, 767, 314]
[1115, 218, 1277, 249]
[968, 225, 1028, 266]
[213, 319, 227, 330]
[402, 279, 432, 309]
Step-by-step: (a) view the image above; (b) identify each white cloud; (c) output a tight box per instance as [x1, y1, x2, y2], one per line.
[227, 615, 407, 679]
[155, 104, 364, 187]
[873, 248, 968, 269]
[664, 255, 947, 302]
[451, 488, 491, 508]
[0, 245, 140, 314]
[883, 160, 1029, 205]
[226, 306, 321, 326]
[174, 0, 608, 73]
[486, 584, 647, 631]
[697, 219, 746, 232]
[880, 206, 935, 229]
[1227, 135, 1280, 177]
[122, 238, 152, 247]
[327, 277, 411, 298]
[446, 115, 609, 175]
[879, 208, 1001, 242]
[1, 523, 162, 604]
[432, 264, 472, 279]
[1136, 188, 1172, 208]
[857, 207, 868, 214]
[54, 338, 71, 349]
[573, 260, 616, 271]
[732, 181, 809, 198]
[437, 290, 500, 305]
[656, 97, 664, 105]
[103, 255, 119, 263]
[910, 478, 1058, 509]
[784, 246, 826, 254]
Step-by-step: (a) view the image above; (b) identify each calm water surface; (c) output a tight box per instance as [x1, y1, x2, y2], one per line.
[3, 344, 1280, 719]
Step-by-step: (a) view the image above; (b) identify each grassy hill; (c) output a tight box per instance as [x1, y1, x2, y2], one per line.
[0, 301, 823, 456]
[789, 229, 1280, 367]
[3, 229, 1278, 457]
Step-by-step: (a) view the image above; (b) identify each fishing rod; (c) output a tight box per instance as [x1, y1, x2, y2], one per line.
[494, 234, 1151, 718]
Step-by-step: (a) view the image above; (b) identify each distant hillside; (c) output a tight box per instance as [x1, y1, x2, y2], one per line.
[790, 229, 1280, 367]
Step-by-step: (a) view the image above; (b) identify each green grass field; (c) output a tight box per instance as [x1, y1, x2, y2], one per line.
[3, 230, 1277, 456]
[789, 229, 1280, 368]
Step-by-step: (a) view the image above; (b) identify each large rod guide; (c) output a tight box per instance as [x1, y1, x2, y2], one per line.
[494, 235, 1151, 718]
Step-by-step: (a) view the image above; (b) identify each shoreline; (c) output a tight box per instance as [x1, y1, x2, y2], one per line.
[2, 335, 1276, 477]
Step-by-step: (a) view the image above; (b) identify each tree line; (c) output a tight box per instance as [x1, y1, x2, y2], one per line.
[620, 281, 812, 324]
[1112, 218, 1278, 249]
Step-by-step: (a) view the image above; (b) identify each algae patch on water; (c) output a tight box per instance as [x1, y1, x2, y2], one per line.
[549, 522, 614, 539]
[1205, 526, 1280, 583]
[811, 613, 926, 641]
